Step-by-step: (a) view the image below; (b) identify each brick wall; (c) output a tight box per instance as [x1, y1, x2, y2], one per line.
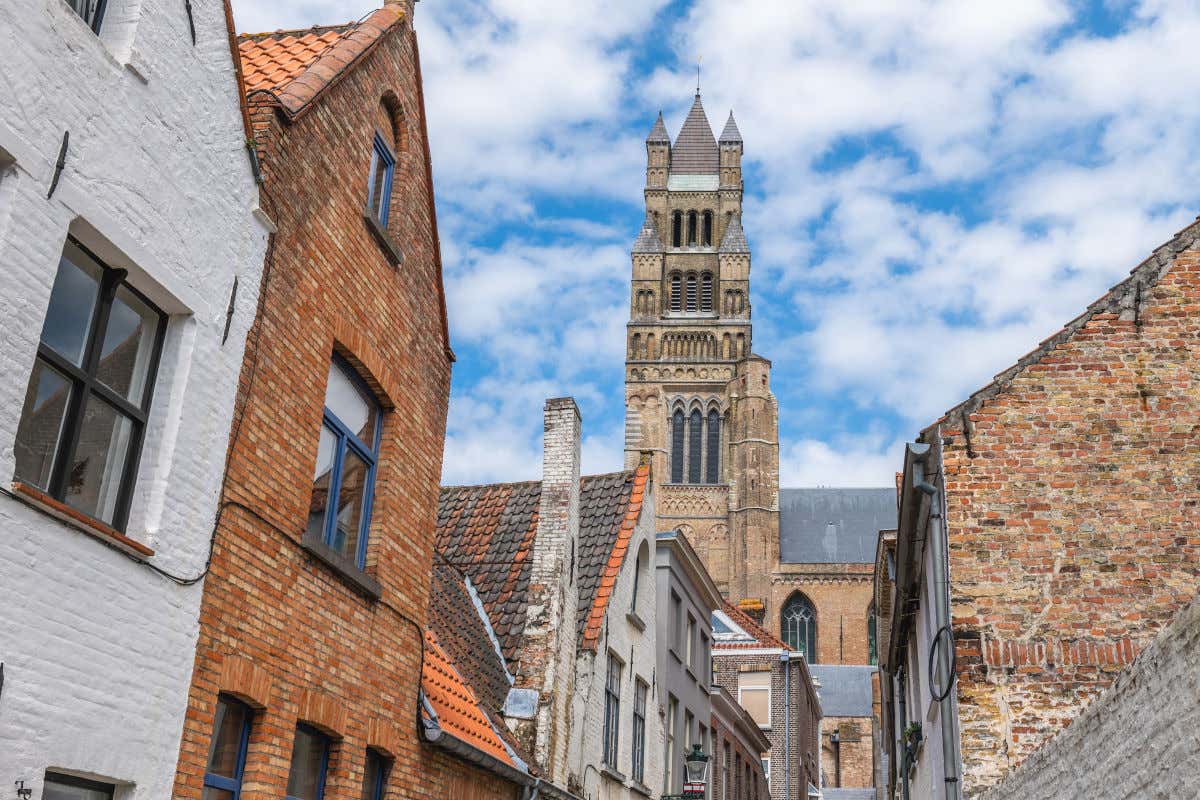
[172, 11, 455, 800]
[711, 712, 771, 800]
[978, 597, 1200, 800]
[935, 226, 1200, 795]
[819, 717, 873, 789]
[767, 571, 874, 665]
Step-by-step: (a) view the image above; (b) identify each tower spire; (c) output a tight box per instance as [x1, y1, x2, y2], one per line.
[696, 56, 701, 95]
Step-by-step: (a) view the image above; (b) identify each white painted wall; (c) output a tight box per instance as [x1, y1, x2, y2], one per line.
[0, 0, 269, 796]
[570, 486, 664, 799]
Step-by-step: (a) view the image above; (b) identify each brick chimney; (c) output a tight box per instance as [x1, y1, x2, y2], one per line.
[513, 397, 581, 783]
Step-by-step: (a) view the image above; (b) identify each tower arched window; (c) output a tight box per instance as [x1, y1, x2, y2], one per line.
[669, 272, 683, 313]
[687, 211, 698, 246]
[782, 593, 817, 662]
[700, 272, 714, 313]
[687, 409, 703, 483]
[685, 272, 698, 313]
[705, 408, 720, 483]
[702, 211, 713, 246]
[671, 409, 685, 483]
[672, 211, 683, 247]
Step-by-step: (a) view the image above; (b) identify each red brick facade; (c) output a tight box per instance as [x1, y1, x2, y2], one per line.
[170, 5, 485, 799]
[931, 223, 1200, 793]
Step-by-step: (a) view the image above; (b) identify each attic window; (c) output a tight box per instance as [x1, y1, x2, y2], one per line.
[367, 134, 395, 229]
[67, 0, 107, 33]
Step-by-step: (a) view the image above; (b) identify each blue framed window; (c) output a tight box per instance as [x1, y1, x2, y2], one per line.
[308, 356, 382, 570]
[203, 695, 252, 800]
[360, 750, 388, 800]
[366, 134, 395, 228]
[286, 724, 330, 800]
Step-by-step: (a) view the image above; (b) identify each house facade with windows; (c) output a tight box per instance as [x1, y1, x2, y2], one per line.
[710, 686, 773, 800]
[169, 3, 459, 799]
[711, 602, 822, 800]
[0, 0, 270, 795]
[436, 398, 661, 799]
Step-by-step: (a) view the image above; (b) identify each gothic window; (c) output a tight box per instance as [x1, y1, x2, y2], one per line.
[685, 272, 698, 312]
[702, 211, 713, 246]
[688, 409, 702, 483]
[687, 211, 698, 246]
[781, 593, 817, 662]
[706, 408, 720, 483]
[700, 272, 714, 313]
[671, 409, 685, 483]
[670, 272, 683, 312]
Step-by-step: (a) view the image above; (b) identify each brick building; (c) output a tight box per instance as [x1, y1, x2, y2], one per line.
[710, 686, 773, 800]
[0, 0, 269, 795]
[621, 94, 890, 791]
[876, 219, 1200, 798]
[171, 3, 461, 799]
[437, 398, 660, 799]
[712, 601, 822, 799]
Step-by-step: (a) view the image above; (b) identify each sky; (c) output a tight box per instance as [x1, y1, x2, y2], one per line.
[232, 0, 1200, 487]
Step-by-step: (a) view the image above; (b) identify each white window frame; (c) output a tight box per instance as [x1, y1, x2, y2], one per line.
[738, 670, 772, 730]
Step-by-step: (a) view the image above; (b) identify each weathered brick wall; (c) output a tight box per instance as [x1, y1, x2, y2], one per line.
[819, 717, 873, 789]
[978, 597, 1200, 800]
[767, 571, 874, 665]
[172, 11, 454, 800]
[935, 227, 1200, 795]
[425, 750, 522, 800]
[711, 712, 771, 800]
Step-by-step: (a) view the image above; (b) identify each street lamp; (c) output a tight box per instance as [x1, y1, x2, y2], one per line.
[683, 743, 710, 799]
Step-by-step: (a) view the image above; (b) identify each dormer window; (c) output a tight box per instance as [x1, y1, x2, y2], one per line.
[366, 133, 395, 229]
[68, 0, 107, 33]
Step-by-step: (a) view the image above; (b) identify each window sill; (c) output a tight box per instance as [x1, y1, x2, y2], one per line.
[9, 481, 154, 557]
[300, 528, 382, 600]
[626, 610, 646, 632]
[362, 209, 404, 266]
[630, 779, 654, 798]
[685, 665, 699, 684]
[600, 766, 627, 784]
[669, 648, 682, 664]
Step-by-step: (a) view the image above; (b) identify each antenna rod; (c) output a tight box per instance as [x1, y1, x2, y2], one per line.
[696, 57, 702, 94]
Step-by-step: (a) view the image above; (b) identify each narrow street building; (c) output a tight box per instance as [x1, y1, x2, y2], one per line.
[712, 602, 822, 799]
[0, 0, 269, 795]
[710, 686, 773, 800]
[437, 397, 659, 799]
[877, 220, 1200, 798]
[171, 3, 455, 798]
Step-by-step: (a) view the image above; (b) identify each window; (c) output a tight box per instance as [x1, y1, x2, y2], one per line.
[66, 0, 107, 33]
[685, 272, 699, 312]
[631, 543, 647, 614]
[700, 633, 711, 684]
[632, 679, 647, 783]
[782, 593, 817, 661]
[684, 710, 694, 751]
[669, 272, 683, 312]
[672, 211, 683, 247]
[366, 133, 396, 228]
[361, 750, 388, 800]
[738, 670, 771, 728]
[761, 757, 771, 789]
[286, 724, 330, 800]
[723, 741, 731, 800]
[670, 409, 685, 483]
[15, 239, 166, 530]
[671, 591, 683, 652]
[685, 612, 696, 670]
[702, 210, 714, 246]
[665, 695, 678, 792]
[868, 602, 878, 666]
[43, 774, 114, 800]
[603, 653, 622, 768]
[687, 210, 698, 245]
[203, 695, 252, 800]
[700, 271, 714, 312]
[706, 408, 720, 483]
[308, 356, 382, 569]
[687, 409, 702, 483]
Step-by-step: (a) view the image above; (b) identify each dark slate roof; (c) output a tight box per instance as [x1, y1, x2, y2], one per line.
[632, 211, 664, 253]
[719, 111, 742, 143]
[428, 557, 512, 714]
[437, 481, 541, 663]
[670, 93, 719, 175]
[719, 213, 749, 254]
[779, 488, 895, 564]
[808, 665, 876, 717]
[646, 111, 670, 143]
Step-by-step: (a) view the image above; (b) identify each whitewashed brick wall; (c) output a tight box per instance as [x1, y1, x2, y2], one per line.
[0, 0, 269, 797]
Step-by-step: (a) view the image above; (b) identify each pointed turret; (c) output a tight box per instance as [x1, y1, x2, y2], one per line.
[719, 111, 742, 144]
[646, 111, 670, 144]
[670, 93, 719, 175]
[719, 213, 749, 254]
[632, 211, 664, 253]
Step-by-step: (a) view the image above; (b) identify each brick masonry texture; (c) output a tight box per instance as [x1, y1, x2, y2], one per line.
[930, 222, 1200, 795]
[0, 0, 269, 796]
[170, 4, 466, 799]
[820, 717, 873, 790]
[978, 597, 1200, 800]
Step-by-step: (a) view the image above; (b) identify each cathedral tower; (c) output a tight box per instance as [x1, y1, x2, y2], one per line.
[624, 94, 780, 604]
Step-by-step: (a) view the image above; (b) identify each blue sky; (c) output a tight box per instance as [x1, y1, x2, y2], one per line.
[233, 0, 1200, 486]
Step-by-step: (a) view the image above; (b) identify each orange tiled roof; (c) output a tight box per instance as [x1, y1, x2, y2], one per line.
[718, 599, 791, 651]
[580, 463, 651, 651]
[421, 629, 515, 768]
[236, 8, 405, 118]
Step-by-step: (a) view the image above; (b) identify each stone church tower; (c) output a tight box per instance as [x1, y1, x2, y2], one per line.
[623, 92, 780, 607]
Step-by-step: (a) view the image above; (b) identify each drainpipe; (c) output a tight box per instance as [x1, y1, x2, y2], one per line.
[918, 432, 961, 800]
[781, 651, 791, 800]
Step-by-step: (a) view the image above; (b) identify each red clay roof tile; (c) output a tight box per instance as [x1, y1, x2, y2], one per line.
[421, 629, 515, 768]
